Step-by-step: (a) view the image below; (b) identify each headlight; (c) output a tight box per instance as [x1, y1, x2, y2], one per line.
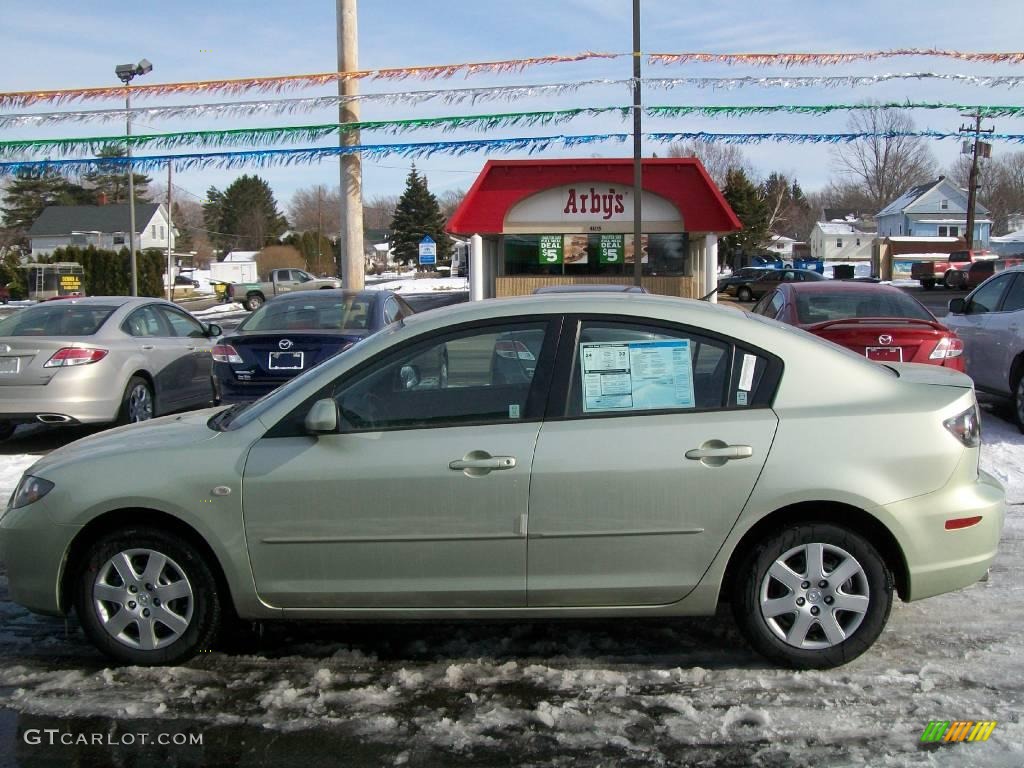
[8, 475, 55, 510]
[943, 405, 981, 448]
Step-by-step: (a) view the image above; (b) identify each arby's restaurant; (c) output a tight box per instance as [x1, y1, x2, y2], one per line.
[447, 158, 741, 302]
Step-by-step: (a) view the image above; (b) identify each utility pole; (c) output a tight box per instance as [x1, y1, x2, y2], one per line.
[337, 0, 365, 289]
[317, 186, 323, 276]
[959, 112, 994, 252]
[631, 0, 643, 287]
[166, 161, 173, 301]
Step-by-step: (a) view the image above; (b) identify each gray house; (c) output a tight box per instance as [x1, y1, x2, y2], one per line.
[28, 203, 174, 258]
[875, 177, 990, 246]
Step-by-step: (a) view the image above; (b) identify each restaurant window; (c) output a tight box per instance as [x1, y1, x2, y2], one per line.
[502, 233, 690, 277]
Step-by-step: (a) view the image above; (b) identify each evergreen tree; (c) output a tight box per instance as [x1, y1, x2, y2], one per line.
[81, 145, 152, 203]
[202, 175, 287, 251]
[1, 170, 90, 232]
[391, 165, 451, 266]
[722, 168, 770, 260]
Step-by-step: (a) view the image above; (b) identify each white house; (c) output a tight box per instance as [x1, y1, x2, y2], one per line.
[876, 177, 991, 246]
[28, 203, 174, 258]
[810, 221, 874, 266]
[765, 234, 798, 260]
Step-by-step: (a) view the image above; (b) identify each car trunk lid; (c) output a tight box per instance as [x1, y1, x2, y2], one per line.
[225, 331, 367, 379]
[805, 318, 948, 365]
[0, 338, 96, 386]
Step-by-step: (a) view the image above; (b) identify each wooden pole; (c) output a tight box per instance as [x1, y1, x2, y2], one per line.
[631, 0, 643, 287]
[337, 0, 365, 289]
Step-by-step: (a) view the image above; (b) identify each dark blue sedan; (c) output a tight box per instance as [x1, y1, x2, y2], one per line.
[211, 289, 414, 404]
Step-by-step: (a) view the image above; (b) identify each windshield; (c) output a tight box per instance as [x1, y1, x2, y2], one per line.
[794, 291, 933, 324]
[238, 294, 372, 332]
[0, 305, 116, 336]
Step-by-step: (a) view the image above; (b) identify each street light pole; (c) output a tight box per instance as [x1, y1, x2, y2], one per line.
[631, 0, 643, 287]
[116, 59, 152, 297]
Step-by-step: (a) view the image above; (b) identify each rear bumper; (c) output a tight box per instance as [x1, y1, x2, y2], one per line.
[212, 371, 282, 404]
[884, 468, 1005, 602]
[0, 372, 121, 424]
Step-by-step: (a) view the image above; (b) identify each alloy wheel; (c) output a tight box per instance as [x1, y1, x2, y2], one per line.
[92, 548, 194, 651]
[128, 384, 153, 422]
[759, 542, 870, 650]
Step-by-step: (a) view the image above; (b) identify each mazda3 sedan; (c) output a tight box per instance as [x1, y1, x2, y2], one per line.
[0, 294, 1004, 668]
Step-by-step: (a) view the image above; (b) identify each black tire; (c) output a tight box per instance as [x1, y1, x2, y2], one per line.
[118, 376, 155, 425]
[1012, 365, 1024, 433]
[921, 279, 935, 291]
[737, 286, 752, 302]
[74, 527, 222, 666]
[732, 522, 893, 669]
[0, 420, 16, 441]
[244, 293, 265, 312]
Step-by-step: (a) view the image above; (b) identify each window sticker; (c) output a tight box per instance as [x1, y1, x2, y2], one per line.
[509, 403, 521, 420]
[738, 353, 757, 392]
[736, 390, 748, 406]
[580, 340, 695, 413]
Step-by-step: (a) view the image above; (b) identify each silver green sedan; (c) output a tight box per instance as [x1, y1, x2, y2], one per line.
[0, 294, 1004, 668]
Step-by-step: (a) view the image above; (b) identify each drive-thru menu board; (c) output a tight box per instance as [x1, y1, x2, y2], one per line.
[580, 339, 695, 413]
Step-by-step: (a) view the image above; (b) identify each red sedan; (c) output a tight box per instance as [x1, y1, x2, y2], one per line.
[750, 281, 965, 371]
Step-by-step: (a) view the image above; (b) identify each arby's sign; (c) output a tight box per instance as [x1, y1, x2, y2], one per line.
[503, 183, 683, 233]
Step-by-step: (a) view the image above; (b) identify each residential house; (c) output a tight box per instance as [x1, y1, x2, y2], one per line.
[810, 221, 874, 267]
[875, 177, 990, 246]
[765, 234, 798, 261]
[28, 203, 174, 258]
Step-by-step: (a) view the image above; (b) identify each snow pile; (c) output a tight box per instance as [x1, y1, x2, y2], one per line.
[192, 302, 246, 317]
[981, 411, 1024, 504]
[365, 277, 469, 293]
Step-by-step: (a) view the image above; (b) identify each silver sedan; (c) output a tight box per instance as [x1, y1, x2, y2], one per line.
[0, 297, 221, 439]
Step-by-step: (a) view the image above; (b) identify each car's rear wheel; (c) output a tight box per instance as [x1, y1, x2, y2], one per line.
[0, 420, 16, 441]
[244, 293, 264, 312]
[119, 376, 154, 424]
[733, 523, 893, 669]
[1013, 368, 1024, 433]
[737, 286, 752, 302]
[75, 527, 221, 665]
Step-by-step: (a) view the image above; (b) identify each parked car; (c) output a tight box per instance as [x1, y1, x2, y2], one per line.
[946, 258, 1023, 291]
[226, 268, 343, 312]
[725, 268, 825, 302]
[751, 282, 965, 370]
[0, 294, 1003, 668]
[909, 249, 981, 290]
[174, 274, 200, 289]
[944, 266, 1024, 431]
[212, 289, 414, 404]
[0, 297, 219, 440]
[717, 267, 773, 298]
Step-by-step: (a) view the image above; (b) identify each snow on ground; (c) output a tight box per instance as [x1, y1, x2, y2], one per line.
[365, 277, 469, 294]
[191, 302, 246, 318]
[0, 412, 1021, 766]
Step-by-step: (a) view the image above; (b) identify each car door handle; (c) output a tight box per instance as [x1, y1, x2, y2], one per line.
[685, 444, 753, 461]
[185, 345, 197, 351]
[141, 344, 155, 351]
[449, 456, 517, 471]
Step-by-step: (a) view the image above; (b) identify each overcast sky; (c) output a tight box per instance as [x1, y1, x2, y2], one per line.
[2, 0, 1024, 215]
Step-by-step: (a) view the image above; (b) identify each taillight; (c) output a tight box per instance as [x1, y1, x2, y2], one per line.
[930, 336, 964, 360]
[43, 348, 108, 368]
[495, 340, 536, 361]
[943, 404, 981, 447]
[212, 344, 243, 364]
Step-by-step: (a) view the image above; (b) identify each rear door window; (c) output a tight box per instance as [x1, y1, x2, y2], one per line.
[1001, 274, 1024, 313]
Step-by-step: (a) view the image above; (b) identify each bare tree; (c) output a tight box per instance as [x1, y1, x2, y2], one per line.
[288, 185, 341, 235]
[666, 141, 753, 188]
[364, 194, 400, 230]
[832, 106, 936, 212]
[948, 150, 1024, 235]
[439, 188, 467, 219]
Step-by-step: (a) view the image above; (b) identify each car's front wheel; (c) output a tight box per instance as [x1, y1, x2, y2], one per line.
[75, 527, 222, 665]
[733, 523, 893, 669]
[244, 293, 265, 311]
[1013, 368, 1024, 433]
[0, 420, 16, 441]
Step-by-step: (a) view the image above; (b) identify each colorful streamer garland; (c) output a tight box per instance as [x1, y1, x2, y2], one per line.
[7, 103, 1024, 159]
[0, 53, 620, 109]
[645, 73, 1024, 90]
[3, 47, 1024, 107]
[648, 49, 1024, 67]
[6, 130, 1024, 177]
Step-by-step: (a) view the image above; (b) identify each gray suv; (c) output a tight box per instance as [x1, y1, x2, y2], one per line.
[944, 265, 1024, 431]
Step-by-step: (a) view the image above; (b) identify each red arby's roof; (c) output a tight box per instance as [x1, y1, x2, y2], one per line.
[447, 158, 742, 235]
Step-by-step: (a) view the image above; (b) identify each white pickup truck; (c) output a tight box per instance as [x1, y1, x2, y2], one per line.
[226, 268, 343, 311]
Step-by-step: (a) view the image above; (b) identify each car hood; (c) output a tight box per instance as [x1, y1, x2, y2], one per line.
[28, 407, 225, 477]
[887, 362, 973, 388]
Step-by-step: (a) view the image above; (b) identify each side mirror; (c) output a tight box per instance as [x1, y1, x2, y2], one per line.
[304, 398, 338, 434]
[948, 298, 966, 315]
[206, 323, 222, 338]
[399, 364, 420, 390]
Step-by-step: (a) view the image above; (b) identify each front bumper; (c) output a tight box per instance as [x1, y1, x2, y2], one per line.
[883, 467, 1005, 602]
[0, 500, 79, 616]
